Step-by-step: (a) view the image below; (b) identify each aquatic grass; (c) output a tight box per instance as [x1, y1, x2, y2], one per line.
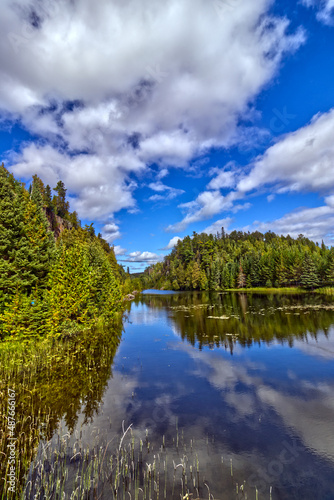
[0, 322, 122, 499]
[18, 424, 272, 499]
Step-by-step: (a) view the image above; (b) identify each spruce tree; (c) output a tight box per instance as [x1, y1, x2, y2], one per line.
[53, 180, 69, 218]
[44, 184, 53, 209]
[300, 254, 320, 290]
[0, 164, 55, 298]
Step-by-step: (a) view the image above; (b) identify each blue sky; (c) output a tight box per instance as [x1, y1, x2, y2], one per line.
[1, 0, 334, 271]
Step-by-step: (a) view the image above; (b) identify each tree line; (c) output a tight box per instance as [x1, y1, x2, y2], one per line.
[0, 164, 128, 339]
[144, 228, 334, 291]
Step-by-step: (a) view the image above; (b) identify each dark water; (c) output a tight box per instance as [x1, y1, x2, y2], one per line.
[71, 291, 334, 499]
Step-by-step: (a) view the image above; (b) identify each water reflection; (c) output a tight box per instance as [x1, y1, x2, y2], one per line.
[115, 291, 334, 498]
[136, 291, 334, 353]
[5, 291, 334, 499]
[0, 323, 122, 498]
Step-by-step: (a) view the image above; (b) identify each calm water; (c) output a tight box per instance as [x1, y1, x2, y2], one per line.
[70, 291, 334, 499]
[4, 291, 334, 499]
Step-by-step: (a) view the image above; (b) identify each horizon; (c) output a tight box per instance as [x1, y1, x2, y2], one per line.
[1, 0, 334, 272]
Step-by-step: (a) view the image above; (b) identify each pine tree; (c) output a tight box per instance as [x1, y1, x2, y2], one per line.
[67, 210, 80, 228]
[53, 180, 69, 218]
[44, 184, 53, 209]
[47, 241, 93, 333]
[0, 165, 53, 296]
[300, 254, 319, 289]
[31, 174, 45, 206]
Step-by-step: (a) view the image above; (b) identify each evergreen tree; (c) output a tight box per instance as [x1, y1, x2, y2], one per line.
[0, 165, 53, 297]
[53, 180, 69, 218]
[0, 166, 127, 339]
[192, 261, 201, 290]
[146, 228, 331, 291]
[300, 254, 320, 290]
[44, 184, 53, 209]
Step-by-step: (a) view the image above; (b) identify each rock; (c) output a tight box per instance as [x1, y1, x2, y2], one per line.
[124, 294, 135, 301]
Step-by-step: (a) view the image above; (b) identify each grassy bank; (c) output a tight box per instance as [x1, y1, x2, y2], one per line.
[224, 287, 306, 294]
[314, 287, 334, 296]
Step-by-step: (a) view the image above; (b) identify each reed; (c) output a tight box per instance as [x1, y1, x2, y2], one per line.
[15, 424, 269, 499]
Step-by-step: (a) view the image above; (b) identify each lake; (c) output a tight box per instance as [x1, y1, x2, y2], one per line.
[3, 290, 334, 499]
[69, 290, 334, 499]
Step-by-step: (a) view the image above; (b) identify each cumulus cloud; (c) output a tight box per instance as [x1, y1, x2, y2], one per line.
[203, 217, 233, 236]
[207, 163, 238, 190]
[243, 204, 334, 245]
[10, 143, 142, 219]
[238, 108, 334, 196]
[163, 236, 182, 249]
[0, 0, 305, 224]
[166, 191, 240, 232]
[113, 245, 127, 256]
[120, 251, 162, 263]
[102, 222, 122, 243]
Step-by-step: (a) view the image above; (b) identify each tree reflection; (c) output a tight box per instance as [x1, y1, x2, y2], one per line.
[0, 322, 122, 497]
[138, 292, 334, 353]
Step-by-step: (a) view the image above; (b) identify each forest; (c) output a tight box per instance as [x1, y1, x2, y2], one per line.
[144, 228, 334, 291]
[0, 164, 135, 339]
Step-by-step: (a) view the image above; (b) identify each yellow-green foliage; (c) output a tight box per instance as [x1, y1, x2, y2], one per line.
[46, 229, 122, 335]
[0, 290, 49, 338]
[0, 165, 125, 339]
[47, 242, 93, 332]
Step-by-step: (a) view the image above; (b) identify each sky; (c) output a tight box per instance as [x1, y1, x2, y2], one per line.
[1, 0, 334, 272]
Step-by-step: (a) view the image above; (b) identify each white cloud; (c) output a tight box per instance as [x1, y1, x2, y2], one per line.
[1, 0, 305, 224]
[302, 0, 334, 25]
[166, 190, 240, 232]
[164, 236, 182, 249]
[10, 143, 143, 219]
[207, 164, 238, 190]
[121, 251, 162, 263]
[238, 108, 334, 196]
[102, 222, 121, 242]
[113, 245, 127, 256]
[148, 181, 184, 202]
[243, 204, 334, 245]
[203, 217, 233, 235]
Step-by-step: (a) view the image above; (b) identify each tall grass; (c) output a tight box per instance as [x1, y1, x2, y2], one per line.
[21, 423, 267, 500]
[0, 323, 122, 499]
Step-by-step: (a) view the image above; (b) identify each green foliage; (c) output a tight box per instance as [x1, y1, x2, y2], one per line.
[300, 254, 320, 289]
[0, 289, 50, 338]
[0, 165, 55, 300]
[53, 180, 70, 218]
[0, 166, 127, 339]
[145, 228, 333, 292]
[47, 229, 123, 335]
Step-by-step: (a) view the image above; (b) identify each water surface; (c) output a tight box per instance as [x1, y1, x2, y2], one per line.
[75, 291, 334, 499]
